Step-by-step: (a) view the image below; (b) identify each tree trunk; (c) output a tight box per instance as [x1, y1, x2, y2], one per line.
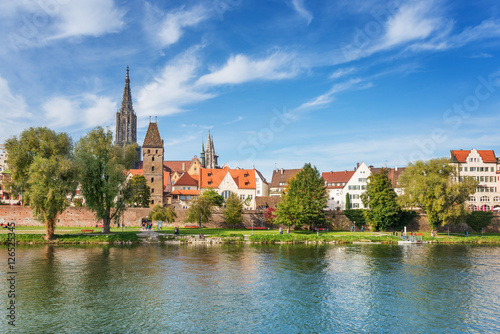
[45, 216, 56, 241]
[103, 217, 111, 234]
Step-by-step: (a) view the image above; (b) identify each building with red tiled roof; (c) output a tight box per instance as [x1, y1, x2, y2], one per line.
[450, 149, 500, 211]
[198, 166, 268, 209]
[269, 168, 302, 197]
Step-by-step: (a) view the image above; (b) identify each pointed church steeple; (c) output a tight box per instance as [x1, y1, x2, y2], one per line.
[115, 66, 137, 147]
[200, 141, 205, 167]
[204, 129, 219, 169]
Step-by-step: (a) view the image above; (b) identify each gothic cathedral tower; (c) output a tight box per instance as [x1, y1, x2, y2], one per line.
[203, 130, 219, 168]
[115, 66, 137, 147]
[142, 121, 164, 206]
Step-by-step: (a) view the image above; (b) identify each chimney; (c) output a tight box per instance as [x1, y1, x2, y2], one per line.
[182, 162, 186, 171]
[395, 166, 398, 171]
[357, 162, 360, 169]
[281, 168, 284, 175]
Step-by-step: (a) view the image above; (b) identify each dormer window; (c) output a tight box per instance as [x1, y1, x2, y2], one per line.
[208, 172, 212, 177]
[208, 181, 212, 185]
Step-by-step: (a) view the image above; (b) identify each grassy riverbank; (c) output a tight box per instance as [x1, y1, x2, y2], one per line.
[2, 226, 500, 245]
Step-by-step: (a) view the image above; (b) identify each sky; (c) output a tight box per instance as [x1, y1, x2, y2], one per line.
[1, 0, 500, 181]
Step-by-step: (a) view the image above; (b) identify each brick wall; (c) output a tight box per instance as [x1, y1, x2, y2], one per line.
[1, 205, 499, 232]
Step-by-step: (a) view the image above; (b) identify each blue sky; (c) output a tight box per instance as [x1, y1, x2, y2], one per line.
[1, 0, 500, 181]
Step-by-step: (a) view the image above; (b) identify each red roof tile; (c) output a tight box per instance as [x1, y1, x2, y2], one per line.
[451, 150, 497, 163]
[270, 169, 302, 188]
[171, 189, 199, 196]
[163, 161, 192, 173]
[174, 173, 198, 187]
[322, 170, 355, 186]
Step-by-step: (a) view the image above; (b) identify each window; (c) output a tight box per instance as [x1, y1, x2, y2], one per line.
[480, 196, 490, 202]
[151, 177, 154, 183]
[248, 195, 253, 200]
[480, 167, 484, 172]
[208, 181, 212, 185]
[152, 156, 155, 162]
[148, 149, 150, 154]
[358, 178, 367, 182]
[156, 150, 158, 154]
[151, 188, 154, 193]
[240, 195, 245, 200]
[151, 200, 154, 204]
[469, 196, 476, 202]
[352, 203, 359, 208]
[152, 166, 155, 172]
[491, 167, 495, 172]
[464, 167, 468, 171]
[480, 176, 485, 182]
[222, 190, 232, 199]
[183, 187, 186, 190]
[361, 185, 366, 190]
[490, 176, 495, 183]
[208, 172, 212, 177]
[279, 182, 286, 186]
[470, 167, 476, 172]
[494, 196, 500, 202]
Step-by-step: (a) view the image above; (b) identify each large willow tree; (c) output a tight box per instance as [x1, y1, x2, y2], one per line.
[398, 157, 478, 230]
[74, 127, 133, 233]
[5, 127, 77, 240]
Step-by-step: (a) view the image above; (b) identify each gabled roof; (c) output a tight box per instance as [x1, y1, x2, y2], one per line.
[322, 170, 355, 188]
[255, 169, 268, 184]
[270, 168, 302, 188]
[128, 169, 143, 176]
[199, 167, 228, 188]
[255, 196, 281, 209]
[450, 149, 496, 163]
[163, 160, 192, 173]
[199, 167, 256, 189]
[174, 173, 198, 187]
[228, 169, 256, 189]
[163, 171, 170, 190]
[143, 122, 163, 148]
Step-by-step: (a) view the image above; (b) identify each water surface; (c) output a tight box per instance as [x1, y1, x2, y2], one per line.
[1, 244, 499, 333]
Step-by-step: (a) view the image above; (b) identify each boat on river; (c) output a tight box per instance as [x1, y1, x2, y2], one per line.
[398, 233, 428, 244]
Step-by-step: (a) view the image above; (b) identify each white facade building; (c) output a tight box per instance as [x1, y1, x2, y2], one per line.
[451, 149, 500, 211]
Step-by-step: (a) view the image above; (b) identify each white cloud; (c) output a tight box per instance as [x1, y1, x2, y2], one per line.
[49, 0, 125, 40]
[382, 1, 438, 48]
[330, 67, 357, 79]
[136, 48, 214, 118]
[291, 0, 313, 25]
[157, 5, 208, 47]
[197, 52, 299, 85]
[43, 94, 116, 129]
[294, 78, 365, 111]
[0, 76, 30, 119]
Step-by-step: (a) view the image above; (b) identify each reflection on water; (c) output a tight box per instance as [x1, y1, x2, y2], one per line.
[1, 244, 499, 333]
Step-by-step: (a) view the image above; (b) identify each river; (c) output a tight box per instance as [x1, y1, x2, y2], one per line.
[1, 244, 499, 333]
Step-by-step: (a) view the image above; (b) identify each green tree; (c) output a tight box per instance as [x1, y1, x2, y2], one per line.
[274, 163, 327, 230]
[5, 127, 77, 239]
[466, 211, 493, 232]
[201, 189, 224, 207]
[148, 205, 177, 223]
[126, 175, 151, 207]
[361, 168, 401, 231]
[112, 143, 139, 170]
[74, 127, 133, 233]
[224, 193, 243, 229]
[398, 158, 478, 230]
[343, 209, 368, 229]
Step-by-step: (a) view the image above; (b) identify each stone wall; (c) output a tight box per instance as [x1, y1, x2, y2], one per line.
[1, 205, 499, 232]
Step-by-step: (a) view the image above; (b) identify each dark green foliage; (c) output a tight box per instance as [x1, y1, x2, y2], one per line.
[345, 193, 350, 209]
[148, 205, 177, 222]
[5, 127, 78, 240]
[223, 193, 244, 228]
[343, 209, 368, 228]
[126, 175, 151, 207]
[398, 158, 478, 229]
[397, 210, 418, 229]
[274, 163, 327, 229]
[466, 211, 494, 232]
[201, 189, 224, 207]
[361, 168, 401, 231]
[74, 127, 134, 233]
[0, 232, 139, 244]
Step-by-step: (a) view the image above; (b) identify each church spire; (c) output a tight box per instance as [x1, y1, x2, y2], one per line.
[120, 66, 133, 114]
[115, 66, 137, 147]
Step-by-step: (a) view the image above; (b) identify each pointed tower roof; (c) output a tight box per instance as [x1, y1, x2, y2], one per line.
[143, 122, 163, 148]
[201, 141, 205, 154]
[206, 129, 213, 151]
[120, 66, 134, 114]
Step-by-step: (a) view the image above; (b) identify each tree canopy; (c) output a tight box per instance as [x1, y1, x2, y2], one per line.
[361, 168, 401, 231]
[466, 211, 493, 232]
[74, 127, 133, 233]
[185, 190, 223, 226]
[5, 127, 77, 239]
[126, 174, 151, 207]
[223, 193, 243, 229]
[148, 205, 177, 223]
[398, 158, 478, 229]
[274, 163, 327, 229]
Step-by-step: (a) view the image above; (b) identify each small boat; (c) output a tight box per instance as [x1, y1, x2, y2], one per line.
[398, 233, 428, 244]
